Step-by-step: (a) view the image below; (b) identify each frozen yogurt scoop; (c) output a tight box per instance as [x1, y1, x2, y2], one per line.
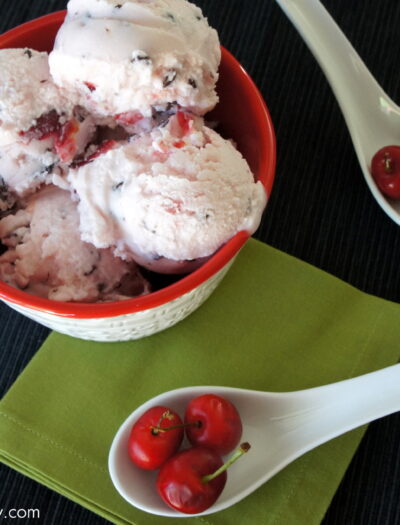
[49, 0, 221, 119]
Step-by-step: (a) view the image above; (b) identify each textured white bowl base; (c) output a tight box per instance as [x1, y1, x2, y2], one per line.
[2, 258, 236, 342]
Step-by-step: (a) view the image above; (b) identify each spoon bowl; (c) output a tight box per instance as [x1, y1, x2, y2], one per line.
[275, 0, 400, 224]
[108, 364, 400, 517]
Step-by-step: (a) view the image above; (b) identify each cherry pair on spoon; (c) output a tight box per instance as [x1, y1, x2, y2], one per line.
[127, 394, 246, 514]
[109, 364, 400, 517]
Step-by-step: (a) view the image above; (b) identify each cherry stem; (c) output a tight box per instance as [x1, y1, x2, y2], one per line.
[152, 421, 200, 434]
[151, 411, 201, 435]
[384, 153, 394, 173]
[202, 443, 251, 484]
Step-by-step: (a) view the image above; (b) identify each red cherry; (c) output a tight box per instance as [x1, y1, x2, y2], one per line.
[84, 81, 97, 92]
[156, 447, 226, 514]
[128, 406, 184, 470]
[156, 443, 251, 514]
[371, 145, 400, 199]
[185, 394, 242, 455]
[19, 110, 61, 141]
[55, 118, 80, 163]
[176, 111, 193, 135]
[114, 111, 144, 126]
[71, 140, 118, 168]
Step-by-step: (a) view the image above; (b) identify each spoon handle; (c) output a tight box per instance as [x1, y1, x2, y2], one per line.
[274, 0, 399, 155]
[279, 364, 400, 455]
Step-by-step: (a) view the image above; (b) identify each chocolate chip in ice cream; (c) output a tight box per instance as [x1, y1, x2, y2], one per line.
[0, 177, 17, 218]
[84, 264, 97, 276]
[112, 181, 124, 191]
[163, 70, 177, 88]
[131, 52, 151, 65]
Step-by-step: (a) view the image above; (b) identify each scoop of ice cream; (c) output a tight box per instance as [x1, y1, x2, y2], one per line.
[67, 113, 267, 272]
[0, 186, 150, 301]
[0, 48, 74, 146]
[49, 0, 221, 118]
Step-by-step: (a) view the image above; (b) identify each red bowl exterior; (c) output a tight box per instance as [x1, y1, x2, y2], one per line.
[0, 11, 276, 319]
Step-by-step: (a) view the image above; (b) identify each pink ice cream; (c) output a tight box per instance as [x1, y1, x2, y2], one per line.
[0, 49, 96, 196]
[0, 186, 150, 301]
[49, 0, 221, 119]
[67, 113, 266, 273]
[0, 0, 267, 302]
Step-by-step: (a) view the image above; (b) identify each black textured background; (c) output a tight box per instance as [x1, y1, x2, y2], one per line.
[1, 1, 400, 524]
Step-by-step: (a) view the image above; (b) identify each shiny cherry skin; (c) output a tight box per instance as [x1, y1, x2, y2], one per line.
[156, 446, 226, 514]
[184, 394, 242, 455]
[128, 406, 184, 470]
[371, 145, 400, 199]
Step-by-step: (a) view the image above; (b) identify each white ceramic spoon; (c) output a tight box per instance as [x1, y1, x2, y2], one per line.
[274, 0, 400, 224]
[108, 364, 400, 517]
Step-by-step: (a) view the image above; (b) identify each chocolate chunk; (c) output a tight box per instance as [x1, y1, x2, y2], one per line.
[163, 70, 177, 88]
[23, 49, 32, 59]
[0, 176, 8, 196]
[84, 265, 97, 276]
[131, 52, 151, 65]
[0, 176, 17, 218]
[151, 102, 178, 126]
[188, 78, 197, 88]
[162, 102, 177, 112]
[42, 163, 55, 175]
[152, 102, 174, 117]
[74, 106, 87, 122]
[115, 3, 122, 8]
[112, 181, 124, 191]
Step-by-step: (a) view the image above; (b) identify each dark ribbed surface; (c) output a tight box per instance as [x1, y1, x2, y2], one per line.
[1, 1, 400, 523]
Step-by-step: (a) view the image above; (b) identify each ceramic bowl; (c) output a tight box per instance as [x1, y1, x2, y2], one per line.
[0, 11, 276, 342]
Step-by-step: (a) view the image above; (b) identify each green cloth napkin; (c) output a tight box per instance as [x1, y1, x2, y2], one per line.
[0, 239, 399, 525]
